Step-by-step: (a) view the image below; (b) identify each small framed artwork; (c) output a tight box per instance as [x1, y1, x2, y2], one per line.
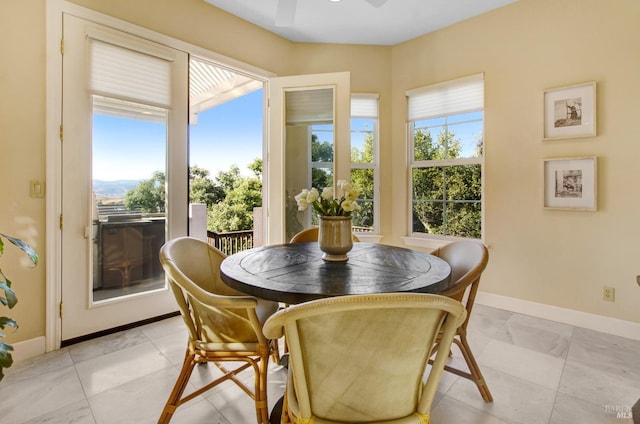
[543, 81, 596, 140]
[544, 157, 597, 210]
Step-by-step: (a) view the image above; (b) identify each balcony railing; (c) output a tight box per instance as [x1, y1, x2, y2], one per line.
[207, 230, 254, 256]
[207, 226, 373, 256]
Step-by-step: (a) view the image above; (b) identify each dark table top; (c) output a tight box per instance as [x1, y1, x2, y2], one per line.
[220, 242, 452, 304]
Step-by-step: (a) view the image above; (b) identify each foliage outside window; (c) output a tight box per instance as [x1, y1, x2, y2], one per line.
[306, 95, 379, 232]
[407, 75, 484, 239]
[309, 124, 334, 226]
[350, 94, 379, 233]
[124, 160, 262, 233]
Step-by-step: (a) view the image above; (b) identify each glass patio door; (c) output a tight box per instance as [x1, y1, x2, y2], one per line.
[60, 15, 188, 341]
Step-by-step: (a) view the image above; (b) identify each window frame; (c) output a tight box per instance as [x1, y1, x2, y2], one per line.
[406, 75, 485, 244]
[350, 93, 380, 236]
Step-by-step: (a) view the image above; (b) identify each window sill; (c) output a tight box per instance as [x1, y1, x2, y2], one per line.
[401, 236, 451, 252]
[355, 234, 384, 244]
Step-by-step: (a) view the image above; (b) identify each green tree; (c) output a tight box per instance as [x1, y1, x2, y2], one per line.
[189, 165, 224, 208]
[125, 167, 225, 214]
[412, 129, 482, 238]
[247, 158, 262, 178]
[311, 135, 333, 190]
[207, 162, 263, 232]
[216, 165, 242, 192]
[124, 171, 165, 213]
[350, 132, 375, 229]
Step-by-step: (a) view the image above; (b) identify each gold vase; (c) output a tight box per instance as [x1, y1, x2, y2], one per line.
[318, 216, 353, 261]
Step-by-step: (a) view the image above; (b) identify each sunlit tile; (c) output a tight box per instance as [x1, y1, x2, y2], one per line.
[467, 304, 513, 339]
[567, 327, 640, 375]
[447, 367, 556, 424]
[490, 313, 574, 358]
[75, 342, 172, 397]
[431, 396, 510, 424]
[140, 315, 186, 342]
[550, 392, 633, 424]
[152, 331, 189, 365]
[558, 359, 640, 408]
[4, 348, 74, 382]
[68, 328, 150, 364]
[23, 399, 95, 424]
[478, 339, 565, 390]
[0, 365, 86, 423]
[88, 366, 184, 424]
[171, 398, 231, 424]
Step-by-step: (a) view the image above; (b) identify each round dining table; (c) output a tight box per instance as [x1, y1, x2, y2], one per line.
[220, 242, 452, 304]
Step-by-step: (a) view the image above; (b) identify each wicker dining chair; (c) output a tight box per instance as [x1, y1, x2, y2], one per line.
[263, 293, 466, 424]
[289, 226, 360, 243]
[432, 240, 493, 402]
[158, 236, 280, 424]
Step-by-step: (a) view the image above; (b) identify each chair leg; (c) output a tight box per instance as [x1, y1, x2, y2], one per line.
[270, 339, 281, 364]
[252, 354, 270, 424]
[158, 349, 197, 424]
[457, 334, 493, 402]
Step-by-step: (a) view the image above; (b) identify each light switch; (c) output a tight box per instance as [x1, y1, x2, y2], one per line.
[30, 180, 45, 198]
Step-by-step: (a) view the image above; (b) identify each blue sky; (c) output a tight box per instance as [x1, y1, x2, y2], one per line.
[189, 89, 263, 178]
[92, 89, 263, 181]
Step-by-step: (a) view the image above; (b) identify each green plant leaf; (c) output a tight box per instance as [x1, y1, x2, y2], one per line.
[0, 317, 17, 330]
[0, 342, 14, 381]
[0, 280, 17, 309]
[0, 233, 37, 380]
[0, 233, 38, 266]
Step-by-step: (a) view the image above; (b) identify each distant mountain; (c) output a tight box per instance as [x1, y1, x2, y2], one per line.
[93, 179, 141, 196]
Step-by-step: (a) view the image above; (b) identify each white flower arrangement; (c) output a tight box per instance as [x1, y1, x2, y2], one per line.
[295, 180, 362, 217]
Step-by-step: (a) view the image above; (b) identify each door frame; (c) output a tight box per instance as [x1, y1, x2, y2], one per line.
[266, 72, 351, 245]
[45, 0, 274, 351]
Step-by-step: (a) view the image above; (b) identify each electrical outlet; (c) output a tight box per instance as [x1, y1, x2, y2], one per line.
[603, 286, 615, 302]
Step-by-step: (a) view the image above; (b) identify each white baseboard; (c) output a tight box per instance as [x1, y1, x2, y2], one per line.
[476, 291, 640, 341]
[10, 336, 46, 363]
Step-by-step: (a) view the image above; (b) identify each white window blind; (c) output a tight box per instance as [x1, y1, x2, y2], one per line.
[351, 93, 379, 118]
[406, 73, 484, 121]
[89, 38, 172, 107]
[285, 88, 333, 125]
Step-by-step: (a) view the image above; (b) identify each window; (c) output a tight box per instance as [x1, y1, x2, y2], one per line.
[407, 74, 484, 239]
[310, 123, 335, 197]
[350, 94, 379, 234]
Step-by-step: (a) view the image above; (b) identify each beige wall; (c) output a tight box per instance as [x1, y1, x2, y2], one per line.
[1, 1, 48, 342]
[391, 0, 640, 323]
[1, 0, 638, 345]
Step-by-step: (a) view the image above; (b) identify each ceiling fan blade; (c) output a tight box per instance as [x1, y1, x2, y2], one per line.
[365, 0, 388, 7]
[275, 0, 297, 27]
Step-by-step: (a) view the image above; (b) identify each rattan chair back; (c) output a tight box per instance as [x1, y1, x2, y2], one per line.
[263, 293, 466, 424]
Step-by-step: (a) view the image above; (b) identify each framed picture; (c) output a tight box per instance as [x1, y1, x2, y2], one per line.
[544, 157, 597, 210]
[543, 81, 596, 140]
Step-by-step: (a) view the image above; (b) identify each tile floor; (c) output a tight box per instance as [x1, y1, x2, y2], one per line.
[1, 304, 638, 424]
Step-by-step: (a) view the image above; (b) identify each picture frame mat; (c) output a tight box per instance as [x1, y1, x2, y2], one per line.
[543, 156, 597, 210]
[543, 81, 596, 140]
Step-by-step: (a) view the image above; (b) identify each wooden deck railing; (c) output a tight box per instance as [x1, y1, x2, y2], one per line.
[207, 230, 254, 256]
[207, 225, 373, 256]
